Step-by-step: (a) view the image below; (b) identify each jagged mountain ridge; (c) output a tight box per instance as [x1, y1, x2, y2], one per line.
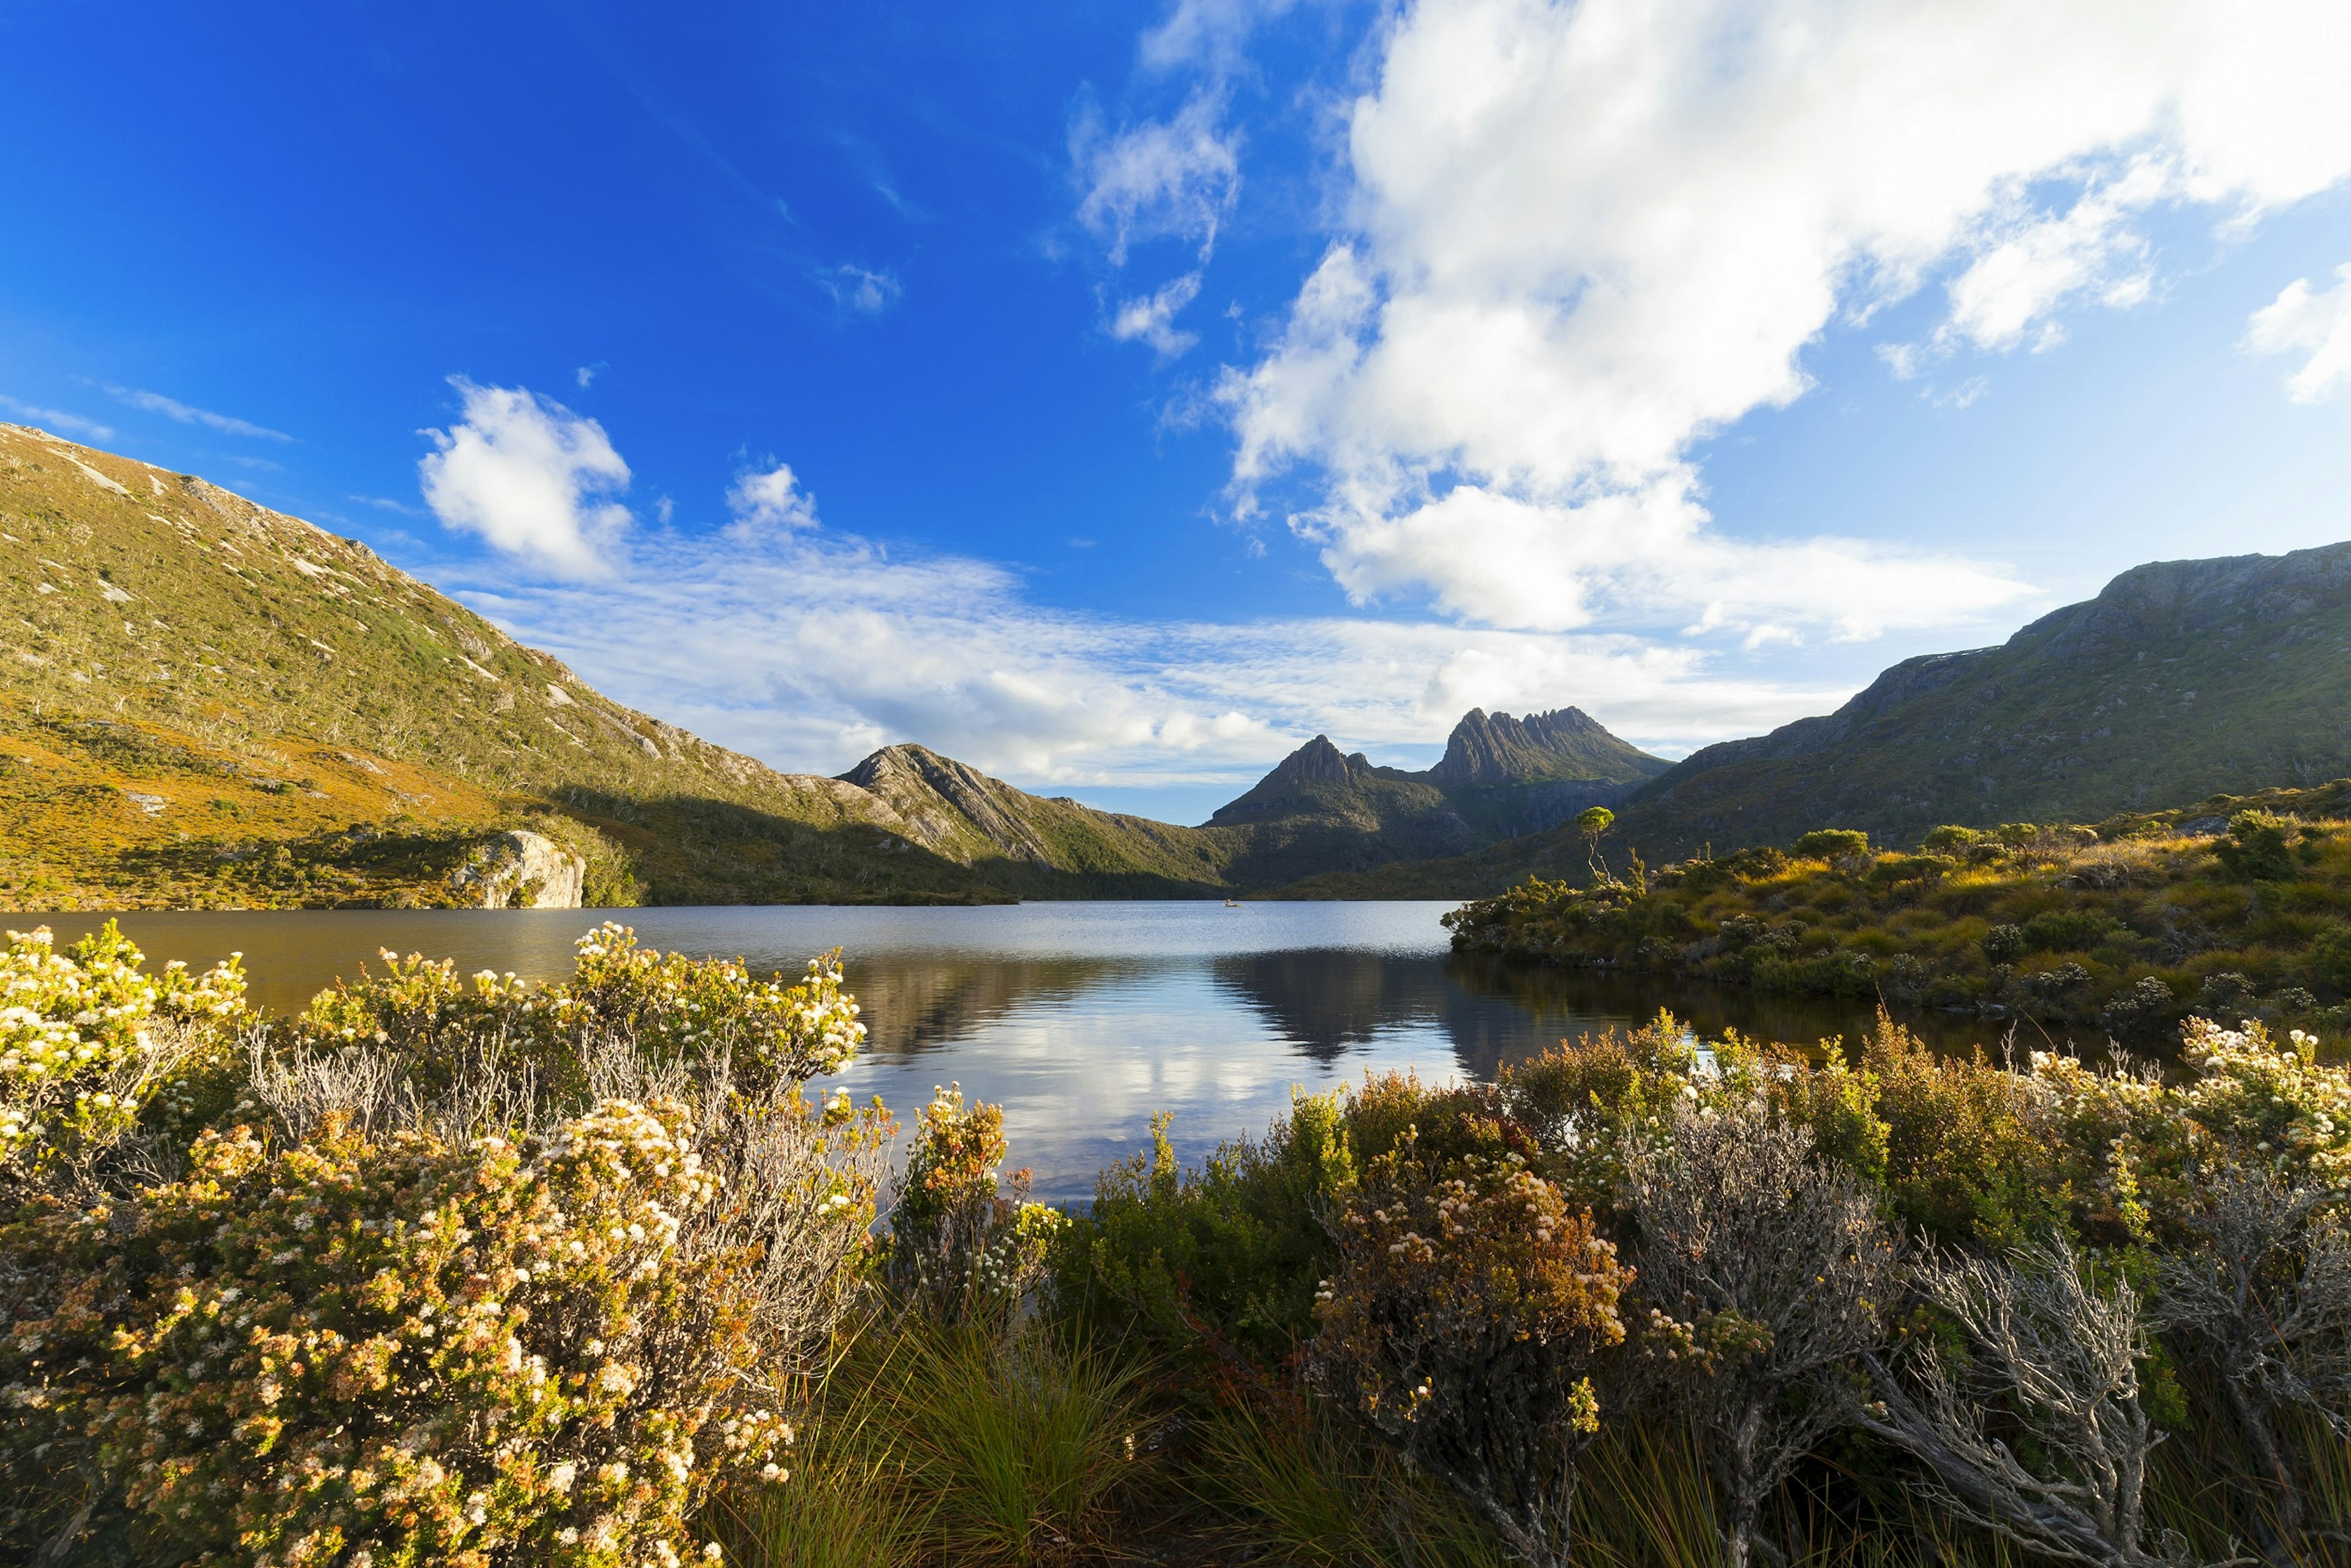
[1202, 709, 1668, 885]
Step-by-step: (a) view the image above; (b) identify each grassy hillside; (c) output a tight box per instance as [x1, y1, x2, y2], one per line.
[1619, 544, 2351, 857]
[1444, 780, 2351, 1045]
[0, 425, 1236, 907]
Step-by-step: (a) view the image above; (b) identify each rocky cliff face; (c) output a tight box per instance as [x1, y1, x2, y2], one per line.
[449, 830, 585, 909]
[1430, 707, 1668, 787]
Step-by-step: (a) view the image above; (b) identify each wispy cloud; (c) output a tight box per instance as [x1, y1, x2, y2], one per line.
[105, 384, 293, 441]
[2247, 262, 2351, 402]
[453, 490, 1864, 791]
[417, 378, 631, 579]
[0, 394, 116, 441]
[1110, 272, 1205, 359]
[820, 264, 904, 315]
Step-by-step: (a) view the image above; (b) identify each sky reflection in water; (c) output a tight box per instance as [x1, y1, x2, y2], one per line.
[32, 902, 2025, 1201]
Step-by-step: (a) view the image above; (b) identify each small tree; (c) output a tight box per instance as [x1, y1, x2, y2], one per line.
[1575, 806, 1616, 884]
[2151, 1167, 2351, 1543]
[1858, 1239, 2185, 1568]
[1310, 1136, 1632, 1568]
[1624, 1103, 1900, 1568]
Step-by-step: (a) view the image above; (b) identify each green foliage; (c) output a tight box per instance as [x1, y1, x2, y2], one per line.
[293, 921, 867, 1102]
[887, 1084, 1065, 1317]
[1792, 828, 1870, 860]
[1053, 1093, 1353, 1368]
[2216, 809, 2300, 881]
[1449, 801, 2351, 1038]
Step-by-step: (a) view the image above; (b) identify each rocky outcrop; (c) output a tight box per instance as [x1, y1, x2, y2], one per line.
[449, 830, 585, 909]
[1430, 706, 1668, 786]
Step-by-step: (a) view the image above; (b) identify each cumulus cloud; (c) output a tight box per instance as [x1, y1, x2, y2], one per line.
[418, 378, 632, 579]
[2247, 263, 2351, 402]
[726, 461, 821, 535]
[105, 384, 293, 441]
[1220, 0, 2351, 640]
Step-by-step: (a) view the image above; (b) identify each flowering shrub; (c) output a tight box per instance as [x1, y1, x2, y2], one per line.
[1309, 1135, 1630, 1568]
[888, 1084, 1063, 1316]
[296, 923, 866, 1101]
[0, 921, 246, 1180]
[1, 1089, 884, 1566]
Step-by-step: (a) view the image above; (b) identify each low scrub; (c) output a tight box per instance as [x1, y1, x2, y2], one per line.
[1447, 789, 2351, 1041]
[9, 921, 2351, 1567]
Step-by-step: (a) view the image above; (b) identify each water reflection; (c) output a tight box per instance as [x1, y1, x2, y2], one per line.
[26, 902, 2053, 1200]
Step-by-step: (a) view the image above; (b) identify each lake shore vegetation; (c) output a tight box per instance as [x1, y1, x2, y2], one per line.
[3, 921, 2347, 1566]
[1445, 785, 2351, 1050]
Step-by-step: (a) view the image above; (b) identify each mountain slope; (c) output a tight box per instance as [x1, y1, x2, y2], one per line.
[1619, 544, 2351, 857]
[0, 425, 1231, 907]
[1280, 543, 2351, 896]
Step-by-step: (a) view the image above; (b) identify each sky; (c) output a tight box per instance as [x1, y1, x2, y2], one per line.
[4, 0, 2350, 826]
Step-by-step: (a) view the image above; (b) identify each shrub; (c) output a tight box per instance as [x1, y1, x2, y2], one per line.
[888, 1084, 1063, 1318]
[1, 1090, 882, 1567]
[0, 921, 247, 1185]
[2020, 907, 2118, 954]
[1790, 828, 1869, 861]
[1921, 825, 1985, 852]
[1055, 1092, 1351, 1367]
[2307, 923, 2351, 996]
[1981, 923, 2026, 965]
[296, 923, 866, 1104]
[1310, 1135, 1631, 1568]
[1624, 1104, 1899, 1568]
[2217, 811, 2298, 882]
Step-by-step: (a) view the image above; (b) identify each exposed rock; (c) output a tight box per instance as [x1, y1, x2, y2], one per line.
[449, 830, 585, 909]
[1430, 706, 1667, 787]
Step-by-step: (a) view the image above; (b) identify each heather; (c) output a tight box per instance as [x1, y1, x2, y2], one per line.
[5, 925, 2350, 1567]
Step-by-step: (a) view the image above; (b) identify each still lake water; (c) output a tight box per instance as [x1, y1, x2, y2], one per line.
[24, 902, 2028, 1201]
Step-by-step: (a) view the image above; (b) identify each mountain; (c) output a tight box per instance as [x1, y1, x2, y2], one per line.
[1199, 709, 1666, 886]
[1430, 706, 1665, 787]
[1283, 542, 2351, 896]
[0, 424, 1235, 907]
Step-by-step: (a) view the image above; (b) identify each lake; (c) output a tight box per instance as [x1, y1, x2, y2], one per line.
[20, 901, 2043, 1201]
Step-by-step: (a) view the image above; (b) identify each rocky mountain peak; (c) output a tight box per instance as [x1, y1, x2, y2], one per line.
[1430, 705, 1660, 786]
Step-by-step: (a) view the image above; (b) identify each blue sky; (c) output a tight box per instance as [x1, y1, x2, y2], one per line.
[4, 0, 2350, 825]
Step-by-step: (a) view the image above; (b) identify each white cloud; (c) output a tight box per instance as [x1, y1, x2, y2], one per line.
[2247, 263, 2351, 402]
[823, 264, 904, 315]
[1220, 0, 2351, 640]
[459, 515, 1852, 792]
[417, 378, 632, 579]
[105, 384, 293, 441]
[726, 462, 821, 535]
[1073, 91, 1240, 268]
[0, 394, 116, 441]
[1111, 272, 1206, 359]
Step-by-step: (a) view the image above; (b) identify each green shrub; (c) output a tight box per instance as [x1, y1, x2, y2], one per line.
[1054, 1093, 1352, 1368]
[1791, 828, 1869, 860]
[1981, 923, 2026, 964]
[887, 1084, 1063, 1318]
[2216, 811, 2297, 881]
[2020, 907, 2118, 954]
[2310, 923, 2351, 996]
[0, 921, 247, 1182]
[1921, 825, 1985, 851]
[1309, 1134, 1630, 1568]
